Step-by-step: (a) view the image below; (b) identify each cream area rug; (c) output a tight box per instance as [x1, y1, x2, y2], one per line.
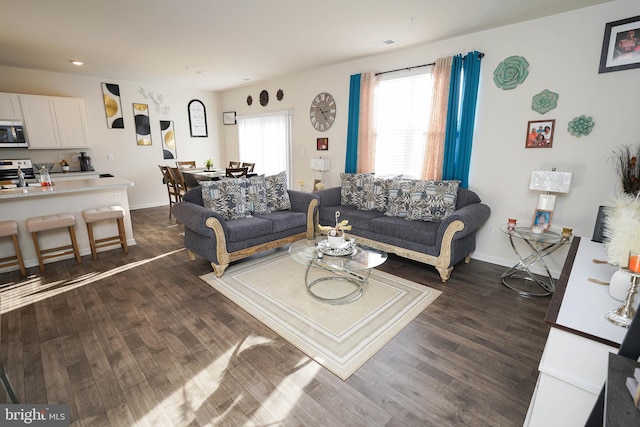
[199, 251, 441, 380]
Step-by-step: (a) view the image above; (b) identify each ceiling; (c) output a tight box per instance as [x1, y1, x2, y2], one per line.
[2, 0, 611, 92]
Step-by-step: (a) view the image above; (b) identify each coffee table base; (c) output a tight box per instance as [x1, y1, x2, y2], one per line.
[304, 261, 368, 305]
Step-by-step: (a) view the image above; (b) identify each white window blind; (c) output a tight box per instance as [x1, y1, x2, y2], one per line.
[237, 110, 292, 185]
[374, 72, 432, 178]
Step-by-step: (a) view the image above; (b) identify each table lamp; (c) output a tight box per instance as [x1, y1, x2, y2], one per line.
[311, 157, 330, 189]
[529, 168, 573, 232]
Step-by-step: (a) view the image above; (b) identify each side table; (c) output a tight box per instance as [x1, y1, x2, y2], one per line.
[500, 225, 569, 297]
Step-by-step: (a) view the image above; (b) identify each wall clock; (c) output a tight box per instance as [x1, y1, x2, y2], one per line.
[260, 90, 269, 106]
[310, 92, 336, 131]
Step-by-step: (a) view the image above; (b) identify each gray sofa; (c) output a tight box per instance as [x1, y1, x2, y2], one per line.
[173, 186, 318, 276]
[315, 185, 490, 282]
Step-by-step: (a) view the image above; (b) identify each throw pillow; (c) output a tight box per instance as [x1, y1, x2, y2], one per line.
[265, 171, 291, 211]
[340, 173, 371, 207]
[201, 179, 250, 220]
[384, 179, 413, 218]
[359, 175, 402, 212]
[241, 175, 270, 214]
[406, 180, 460, 222]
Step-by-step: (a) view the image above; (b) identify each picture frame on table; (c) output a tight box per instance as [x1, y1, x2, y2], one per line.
[531, 209, 553, 233]
[599, 15, 640, 73]
[223, 111, 236, 125]
[525, 119, 555, 148]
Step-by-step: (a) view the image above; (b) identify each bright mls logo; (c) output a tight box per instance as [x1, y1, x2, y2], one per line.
[0, 405, 69, 426]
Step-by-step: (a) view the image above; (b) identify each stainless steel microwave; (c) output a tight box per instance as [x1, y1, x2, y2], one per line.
[0, 121, 28, 147]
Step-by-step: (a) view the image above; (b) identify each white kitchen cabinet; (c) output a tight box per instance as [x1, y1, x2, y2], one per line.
[0, 92, 23, 121]
[20, 95, 91, 149]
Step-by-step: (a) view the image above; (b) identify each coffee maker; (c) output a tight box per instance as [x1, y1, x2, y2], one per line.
[79, 152, 93, 171]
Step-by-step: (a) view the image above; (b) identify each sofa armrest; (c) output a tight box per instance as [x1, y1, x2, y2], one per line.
[288, 190, 319, 213]
[315, 186, 342, 206]
[437, 202, 491, 242]
[173, 201, 228, 238]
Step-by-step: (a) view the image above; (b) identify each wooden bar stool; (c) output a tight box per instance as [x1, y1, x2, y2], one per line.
[26, 213, 81, 272]
[0, 220, 27, 276]
[82, 206, 128, 260]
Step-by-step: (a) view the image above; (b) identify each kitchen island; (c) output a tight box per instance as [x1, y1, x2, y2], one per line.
[0, 177, 135, 273]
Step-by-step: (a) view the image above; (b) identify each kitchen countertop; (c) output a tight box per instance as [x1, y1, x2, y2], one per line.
[0, 176, 133, 200]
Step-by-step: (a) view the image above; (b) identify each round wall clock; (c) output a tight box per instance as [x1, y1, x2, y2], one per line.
[246, 95, 253, 106]
[310, 92, 336, 131]
[260, 90, 269, 106]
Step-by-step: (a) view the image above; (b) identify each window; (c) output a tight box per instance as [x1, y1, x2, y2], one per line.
[237, 110, 292, 184]
[374, 71, 433, 178]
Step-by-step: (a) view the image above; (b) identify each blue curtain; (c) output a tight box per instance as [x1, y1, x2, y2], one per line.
[442, 51, 482, 188]
[345, 73, 361, 173]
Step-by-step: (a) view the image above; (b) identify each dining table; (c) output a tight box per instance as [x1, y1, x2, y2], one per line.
[180, 168, 226, 188]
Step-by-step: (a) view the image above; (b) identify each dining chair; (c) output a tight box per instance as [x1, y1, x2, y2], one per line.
[228, 161, 241, 168]
[159, 165, 181, 219]
[241, 162, 255, 173]
[176, 160, 196, 169]
[169, 167, 189, 196]
[225, 167, 249, 178]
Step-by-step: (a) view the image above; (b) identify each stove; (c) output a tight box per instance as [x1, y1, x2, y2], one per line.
[0, 159, 36, 183]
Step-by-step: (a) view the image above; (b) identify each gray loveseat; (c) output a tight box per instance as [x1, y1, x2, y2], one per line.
[173, 186, 318, 277]
[315, 184, 490, 282]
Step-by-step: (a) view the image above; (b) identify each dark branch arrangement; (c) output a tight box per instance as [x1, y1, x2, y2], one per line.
[610, 144, 640, 196]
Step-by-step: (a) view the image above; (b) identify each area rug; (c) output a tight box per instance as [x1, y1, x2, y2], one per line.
[199, 251, 441, 380]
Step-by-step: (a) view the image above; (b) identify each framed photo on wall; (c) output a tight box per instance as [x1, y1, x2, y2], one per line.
[223, 111, 236, 125]
[599, 15, 640, 73]
[317, 137, 328, 151]
[525, 119, 555, 148]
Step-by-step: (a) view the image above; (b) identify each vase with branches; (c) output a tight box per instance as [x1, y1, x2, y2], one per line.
[610, 143, 640, 197]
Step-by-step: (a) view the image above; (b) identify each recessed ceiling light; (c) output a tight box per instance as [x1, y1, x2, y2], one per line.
[370, 39, 396, 47]
[70, 60, 84, 66]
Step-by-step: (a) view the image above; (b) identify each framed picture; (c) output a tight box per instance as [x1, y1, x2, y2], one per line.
[101, 83, 124, 129]
[223, 111, 236, 125]
[160, 120, 176, 159]
[532, 209, 553, 232]
[188, 99, 208, 137]
[133, 103, 151, 146]
[599, 15, 640, 73]
[525, 119, 555, 148]
[317, 137, 328, 151]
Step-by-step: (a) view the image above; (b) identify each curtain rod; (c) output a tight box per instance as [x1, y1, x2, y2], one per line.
[375, 52, 484, 76]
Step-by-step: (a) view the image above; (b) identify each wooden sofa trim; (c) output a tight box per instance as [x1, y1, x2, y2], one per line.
[194, 198, 318, 277]
[324, 219, 465, 282]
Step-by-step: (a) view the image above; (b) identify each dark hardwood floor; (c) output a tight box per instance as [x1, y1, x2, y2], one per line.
[0, 206, 551, 426]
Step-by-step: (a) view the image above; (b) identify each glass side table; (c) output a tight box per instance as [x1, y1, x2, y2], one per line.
[500, 225, 570, 297]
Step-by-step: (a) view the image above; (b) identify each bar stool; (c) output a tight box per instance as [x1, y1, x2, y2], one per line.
[0, 220, 27, 276]
[26, 213, 81, 272]
[82, 206, 128, 260]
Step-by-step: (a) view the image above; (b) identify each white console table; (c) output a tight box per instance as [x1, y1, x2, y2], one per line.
[525, 237, 638, 426]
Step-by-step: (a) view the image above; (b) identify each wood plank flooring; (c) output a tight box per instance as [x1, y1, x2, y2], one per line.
[0, 206, 551, 426]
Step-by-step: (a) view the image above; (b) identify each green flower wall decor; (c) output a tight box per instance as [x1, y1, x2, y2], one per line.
[532, 89, 559, 114]
[567, 115, 595, 137]
[493, 55, 529, 90]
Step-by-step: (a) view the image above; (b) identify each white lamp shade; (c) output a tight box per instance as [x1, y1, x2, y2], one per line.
[311, 158, 331, 171]
[529, 170, 573, 193]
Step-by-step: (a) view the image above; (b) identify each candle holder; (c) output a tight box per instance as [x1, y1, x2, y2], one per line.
[605, 268, 640, 328]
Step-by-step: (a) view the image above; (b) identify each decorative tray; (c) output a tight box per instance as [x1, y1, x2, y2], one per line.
[317, 240, 356, 257]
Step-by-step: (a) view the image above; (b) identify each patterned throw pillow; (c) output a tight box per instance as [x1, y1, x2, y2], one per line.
[241, 175, 270, 214]
[406, 180, 460, 222]
[265, 171, 291, 211]
[201, 179, 250, 220]
[384, 179, 413, 217]
[359, 175, 401, 212]
[340, 173, 371, 207]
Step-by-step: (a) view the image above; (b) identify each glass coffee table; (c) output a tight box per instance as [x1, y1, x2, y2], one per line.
[288, 237, 387, 304]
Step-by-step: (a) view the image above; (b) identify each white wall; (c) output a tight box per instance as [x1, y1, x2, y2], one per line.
[0, 68, 223, 209]
[221, 0, 640, 273]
